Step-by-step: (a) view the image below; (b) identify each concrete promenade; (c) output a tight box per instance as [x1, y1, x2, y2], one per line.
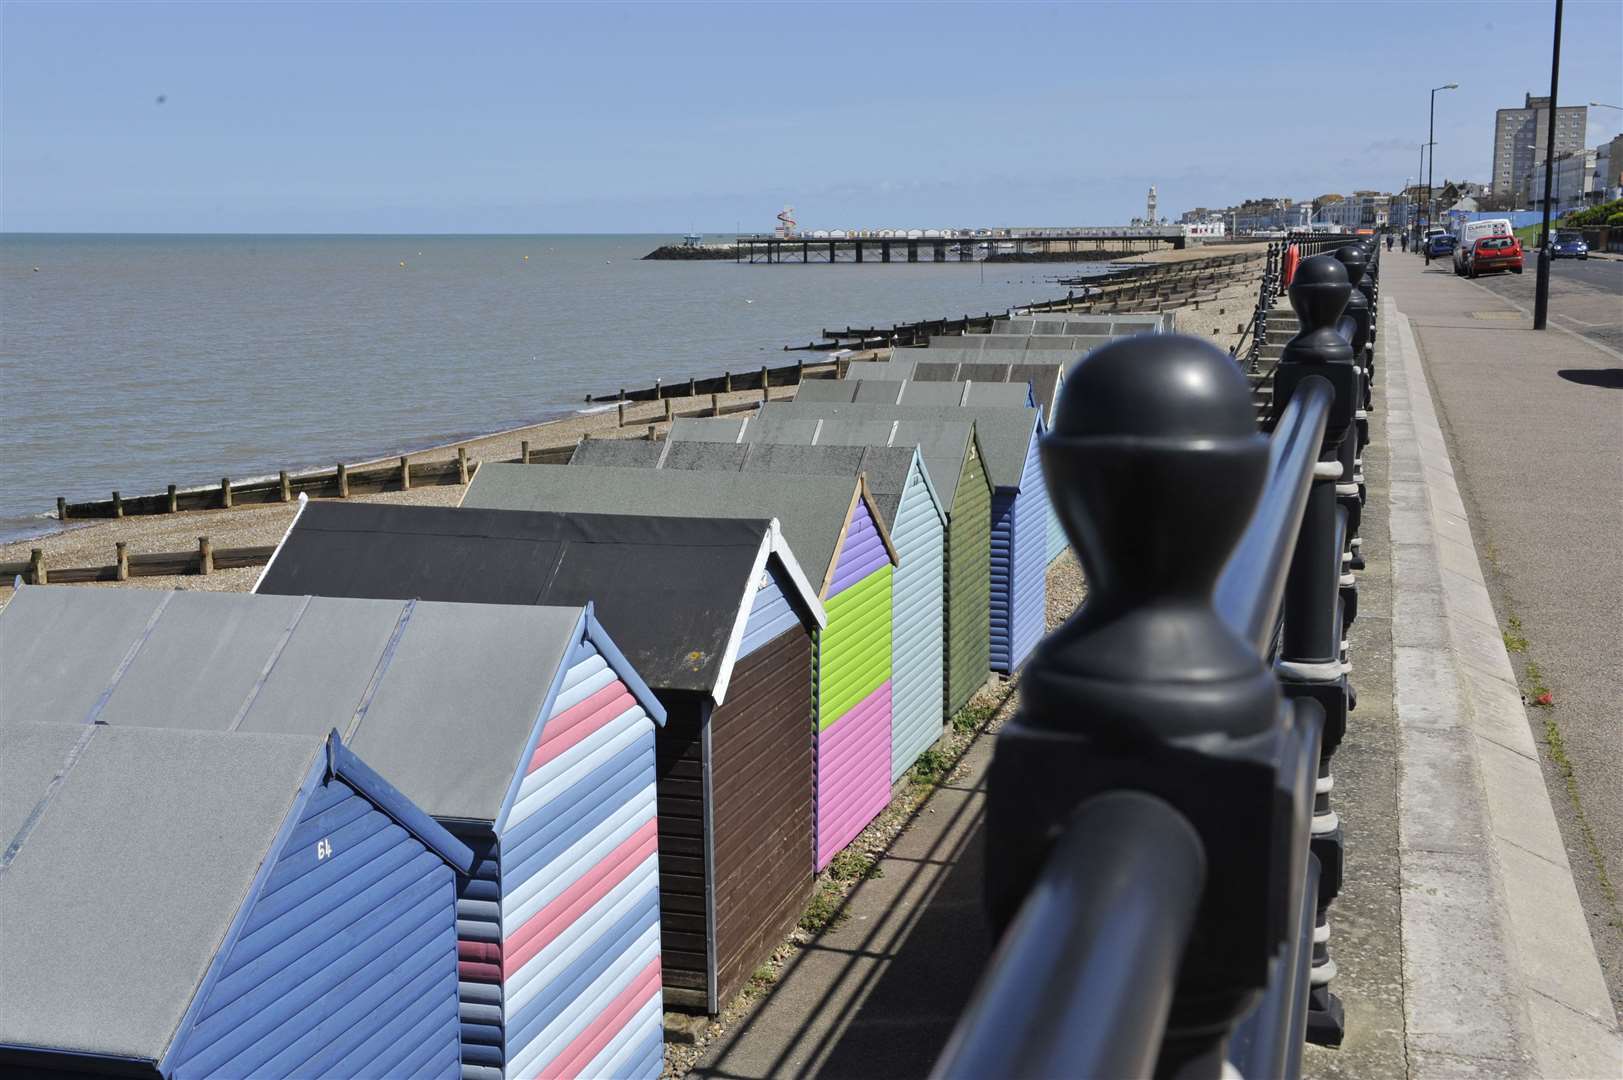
[683, 260, 1622, 1079]
[1383, 251, 1623, 1022]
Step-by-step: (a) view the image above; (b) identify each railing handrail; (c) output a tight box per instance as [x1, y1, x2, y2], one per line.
[931, 791, 1206, 1080]
[1216, 375, 1335, 654]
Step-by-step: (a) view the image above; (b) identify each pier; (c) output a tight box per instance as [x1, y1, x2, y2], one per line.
[735, 227, 1186, 264]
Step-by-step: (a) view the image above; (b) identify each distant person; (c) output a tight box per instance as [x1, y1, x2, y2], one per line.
[1387, 233, 1394, 250]
[1400, 232, 1408, 252]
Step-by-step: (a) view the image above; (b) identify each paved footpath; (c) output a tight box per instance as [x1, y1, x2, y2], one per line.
[1382, 251, 1623, 1022]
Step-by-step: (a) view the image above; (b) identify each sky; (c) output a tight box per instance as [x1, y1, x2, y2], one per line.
[3, 1, 1621, 234]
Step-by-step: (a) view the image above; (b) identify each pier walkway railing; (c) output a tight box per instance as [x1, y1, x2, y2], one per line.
[933, 238, 1378, 1080]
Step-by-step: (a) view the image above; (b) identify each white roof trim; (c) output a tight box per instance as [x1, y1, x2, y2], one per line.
[251, 493, 309, 593]
[710, 520, 826, 707]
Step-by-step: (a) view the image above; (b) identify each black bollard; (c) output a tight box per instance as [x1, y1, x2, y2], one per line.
[988, 333, 1295, 1080]
[1271, 254, 1357, 1046]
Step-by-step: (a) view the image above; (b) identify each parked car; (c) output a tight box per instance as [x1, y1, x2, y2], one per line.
[1550, 231, 1589, 259]
[1466, 236, 1524, 278]
[1426, 233, 1457, 259]
[1453, 218, 1514, 274]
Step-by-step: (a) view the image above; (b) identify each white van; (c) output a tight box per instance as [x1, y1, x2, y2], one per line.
[1453, 218, 1514, 274]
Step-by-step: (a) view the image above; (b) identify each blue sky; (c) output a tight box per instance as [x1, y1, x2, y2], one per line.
[3, 1, 1620, 233]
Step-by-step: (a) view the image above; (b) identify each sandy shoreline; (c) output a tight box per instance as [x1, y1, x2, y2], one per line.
[1, 250, 1265, 606]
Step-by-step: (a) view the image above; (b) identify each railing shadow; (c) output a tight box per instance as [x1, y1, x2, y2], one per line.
[693, 697, 1007, 1080]
[1557, 368, 1623, 389]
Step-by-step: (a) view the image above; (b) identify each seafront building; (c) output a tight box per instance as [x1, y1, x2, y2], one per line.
[1492, 93, 1588, 203]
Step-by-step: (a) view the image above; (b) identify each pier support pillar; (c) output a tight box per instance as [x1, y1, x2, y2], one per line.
[908, 241, 918, 262]
[855, 241, 863, 263]
[829, 242, 837, 264]
[933, 242, 946, 262]
[882, 241, 891, 263]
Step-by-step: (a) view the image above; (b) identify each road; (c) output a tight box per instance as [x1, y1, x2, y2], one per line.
[1467, 252, 1623, 354]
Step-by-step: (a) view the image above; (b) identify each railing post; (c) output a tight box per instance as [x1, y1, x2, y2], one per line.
[1269, 254, 1361, 1046]
[987, 334, 1295, 1080]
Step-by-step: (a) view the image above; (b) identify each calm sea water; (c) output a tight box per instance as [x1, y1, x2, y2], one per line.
[0, 234, 1114, 540]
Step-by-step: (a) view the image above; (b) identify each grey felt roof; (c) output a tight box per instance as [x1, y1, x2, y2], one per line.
[566, 438, 665, 467]
[463, 462, 872, 589]
[0, 586, 581, 824]
[0, 721, 322, 1064]
[928, 334, 1111, 354]
[668, 416, 748, 442]
[837, 359, 1060, 420]
[756, 401, 1038, 490]
[1003, 312, 1175, 334]
[793, 379, 859, 403]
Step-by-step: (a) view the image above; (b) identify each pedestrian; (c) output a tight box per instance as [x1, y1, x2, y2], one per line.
[1387, 233, 1394, 251]
[1401, 232, 1408, 252]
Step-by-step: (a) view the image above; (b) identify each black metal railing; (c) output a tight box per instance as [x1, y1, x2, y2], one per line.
[934, 237, 1378, 1080]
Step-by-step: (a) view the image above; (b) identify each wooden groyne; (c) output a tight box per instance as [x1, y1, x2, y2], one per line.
[583, 358, 837, 403]
[4, 538, 277, 584]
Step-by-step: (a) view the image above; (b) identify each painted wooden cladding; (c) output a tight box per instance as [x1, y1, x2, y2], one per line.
[1009, 431, 1050, 671]
[826, 498, 892, 598]
[988, 491, 1018, 675]
[499, 643, 663, 1080]
[647, 701, 708, 1006]
[888, 462, 947, 780]
[946, 448, 993, 715]
[170, 772, 461, 1080]
[816, 680, 893, 868]
[459, 837, 506, 1080]
[739, 564, 804, 659]
[708, 627, 816, 1004]
[818, 567, 893, 726]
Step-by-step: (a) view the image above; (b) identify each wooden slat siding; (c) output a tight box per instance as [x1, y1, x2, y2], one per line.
[457, 834, 506, 1078]
[816, 680, 893, 869]
[500, 643, 662, 1080]
[709, 627, 815, 1005]
[825, 498, 891, 598]
[946, 446, 993, 715]
[739, 566, 806, 658]
[818, 566, 893, 726]
[651, 699, 710, 1001]
[888, 462, 947, 780]
[988, 488, 1018, 674]
[1008, 431, 1050, 671]
[169, 772, 460, 1080]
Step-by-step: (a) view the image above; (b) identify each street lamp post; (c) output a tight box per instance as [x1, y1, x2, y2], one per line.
[1426, 83, 1459, 241]
[1534, 0, 1563, 331]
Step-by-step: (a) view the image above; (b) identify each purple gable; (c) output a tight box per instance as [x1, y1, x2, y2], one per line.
[826, 498, 891, 598]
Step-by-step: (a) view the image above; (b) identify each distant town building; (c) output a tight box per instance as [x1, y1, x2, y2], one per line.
[1523, 148, 1599, 215]
[1596, 135, 1623, 202]
[1492, 94, 1587, 203]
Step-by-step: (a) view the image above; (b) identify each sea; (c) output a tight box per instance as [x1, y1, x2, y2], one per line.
[0, 233, 1119, 542]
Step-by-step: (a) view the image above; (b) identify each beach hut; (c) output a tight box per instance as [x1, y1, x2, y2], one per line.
[676, 414, 993, 714]
[0, 585, 667, 1080]
[752, 401, 1047, 673]
[257, 502, 828, 1013]
[461, 465, 899, 873]
[575, 436, 947, 782]
[844, 358, 1064, 423]
[0, 720, 472, 1079]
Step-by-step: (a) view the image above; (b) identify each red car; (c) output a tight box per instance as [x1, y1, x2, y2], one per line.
[1467, 236, 1524, 277]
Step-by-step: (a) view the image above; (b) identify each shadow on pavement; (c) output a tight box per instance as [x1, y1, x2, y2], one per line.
[812, 818, 990, 1079]
[1557, 368, 1623, 389]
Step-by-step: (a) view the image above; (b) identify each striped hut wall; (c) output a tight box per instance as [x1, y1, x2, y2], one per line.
[825, 499, 890, 598]
[169, 770, 461, 1080]
[815, 680, 893, 868]
[500, 643, 662, 1080]
[814, 512, 892, 870]
[988, 489, 1018, 674]
[1008, 430, 1050, 671]
[945, 448, 993, 715]
[888, 462, 946, 780]
[459, 836, 506, 1079]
